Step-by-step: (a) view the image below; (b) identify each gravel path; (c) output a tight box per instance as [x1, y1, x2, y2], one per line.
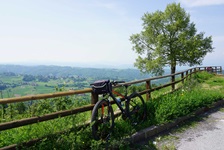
[136, 106, 224, 150]
[176, 108, 224, 150]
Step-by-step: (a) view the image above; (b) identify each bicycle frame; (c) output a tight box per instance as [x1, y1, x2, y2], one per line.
[91, 80, 131, 116]
[106, 88, 128, 116]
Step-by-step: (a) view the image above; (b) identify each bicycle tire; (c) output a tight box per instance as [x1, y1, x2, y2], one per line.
[91, 99, 115, 140]
[126, 92, 146, 125]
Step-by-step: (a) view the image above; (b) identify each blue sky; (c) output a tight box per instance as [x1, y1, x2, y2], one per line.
[0, 0, 224, 68]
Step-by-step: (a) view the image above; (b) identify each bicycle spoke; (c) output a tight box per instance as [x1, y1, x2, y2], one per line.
[127, 93, 146, 125]
[91, 99, 114, 140]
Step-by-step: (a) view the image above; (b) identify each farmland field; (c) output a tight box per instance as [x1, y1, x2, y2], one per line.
[0, 73, 88, 98]
[0, 65, 170, 98]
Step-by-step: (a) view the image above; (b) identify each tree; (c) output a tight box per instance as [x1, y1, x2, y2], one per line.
[0, 84, 7, 90]
[22, 74, 36, 82]
[130, 3, 213, 87]
[37, 75, 49, 82]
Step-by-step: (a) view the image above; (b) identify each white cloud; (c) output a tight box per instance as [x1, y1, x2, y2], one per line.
[179, 0, 224, 7]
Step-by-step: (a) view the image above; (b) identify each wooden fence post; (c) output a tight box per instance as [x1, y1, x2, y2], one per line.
[181, 72, 184, 85]
[91, 92, 98, 105]
[190, 69, 192, 78]
[171, 74, 175, 91]
[146, 80, 151, 101]
[194, 68, 197, 73]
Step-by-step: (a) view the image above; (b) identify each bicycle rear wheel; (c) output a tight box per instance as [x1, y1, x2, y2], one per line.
[91, 99, 114, 140]
[127, 92, 146, 125]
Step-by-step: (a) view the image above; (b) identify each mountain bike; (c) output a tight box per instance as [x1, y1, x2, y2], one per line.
[90, 80, 146, 140]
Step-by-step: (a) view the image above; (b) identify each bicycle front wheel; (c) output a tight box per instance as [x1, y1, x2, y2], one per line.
[91, 99, 114, 140]
[127, 92, 146, 125]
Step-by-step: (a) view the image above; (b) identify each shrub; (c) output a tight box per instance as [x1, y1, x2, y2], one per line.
[193, 71, 214, 83]
[154, 87, 224, 124]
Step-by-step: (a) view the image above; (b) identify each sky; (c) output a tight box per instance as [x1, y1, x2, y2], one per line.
[0, 0, 224, 68]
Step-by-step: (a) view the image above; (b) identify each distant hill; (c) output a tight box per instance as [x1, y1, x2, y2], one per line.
[0, 64, 156, 81]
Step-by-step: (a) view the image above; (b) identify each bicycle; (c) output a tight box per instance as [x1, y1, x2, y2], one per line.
[90, 80, 147, 140]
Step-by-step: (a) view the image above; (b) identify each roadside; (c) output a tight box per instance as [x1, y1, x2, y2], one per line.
[135, 105, 224, 150]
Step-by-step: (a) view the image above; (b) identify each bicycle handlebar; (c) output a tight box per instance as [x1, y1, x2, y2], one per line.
[112, 80, 125, 85]
[90, 80, 126, 87]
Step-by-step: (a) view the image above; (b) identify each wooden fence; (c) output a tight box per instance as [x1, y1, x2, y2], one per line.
[0, 66, 222, 148]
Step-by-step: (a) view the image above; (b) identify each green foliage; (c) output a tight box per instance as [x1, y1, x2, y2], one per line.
[15, 102, 27, 114]
[36, 75, 49, 82]
[193, 71, 214, 82]
[130, 3, 213, 75]
[22, 75, 36, 82]
[1, 72, 224, 149]
[154, 88, 223, 124]
[0, 84, 7, 90]
[153, 73, 224, 124]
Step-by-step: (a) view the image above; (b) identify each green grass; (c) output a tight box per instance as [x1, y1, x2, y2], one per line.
[134, 72, 224, 149]
[151, 86, 172, 99]
[0, 111, 92, 148]
[152, 83, 224, 124]
[0, 74, 89, 98]
[219, 108, 224, 113]
[1, 72, 224, 149]
[0, 75, 23, 83]
[2, 85, 56, 98]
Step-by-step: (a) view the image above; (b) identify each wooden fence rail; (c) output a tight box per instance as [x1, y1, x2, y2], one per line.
[0, 66, 222, 133]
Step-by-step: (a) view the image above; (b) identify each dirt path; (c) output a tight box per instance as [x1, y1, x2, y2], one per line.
[176, 108, 224, 150]
[135, 106, 224, 150]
